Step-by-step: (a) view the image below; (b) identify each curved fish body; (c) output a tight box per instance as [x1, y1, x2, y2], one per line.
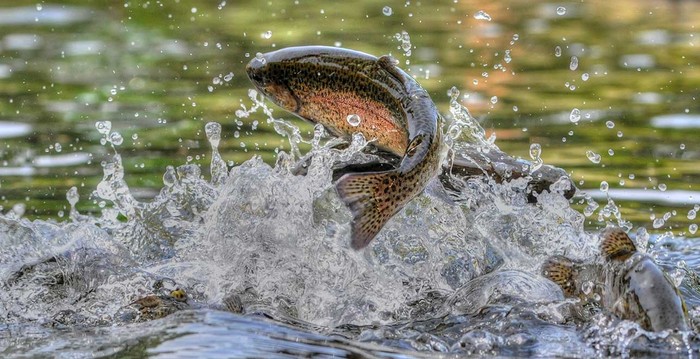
[542, 228, 689, 332]
[246, 46, 442, 249]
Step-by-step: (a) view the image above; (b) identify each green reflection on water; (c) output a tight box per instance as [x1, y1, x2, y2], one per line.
[0, 0, 699, 233]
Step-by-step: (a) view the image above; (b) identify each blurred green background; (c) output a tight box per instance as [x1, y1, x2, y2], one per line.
[0, 0, 699, 233]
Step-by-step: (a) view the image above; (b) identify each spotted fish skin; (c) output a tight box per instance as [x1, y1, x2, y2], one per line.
[246, 46, 442, 249]
[246, 47, 412, 155]
[542, 227, 690, 332]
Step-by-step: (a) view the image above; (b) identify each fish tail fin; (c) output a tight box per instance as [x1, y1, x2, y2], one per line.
[600, 227, 637, 261]
[542, 255, 577, 297]
[335, 170, 403, 250]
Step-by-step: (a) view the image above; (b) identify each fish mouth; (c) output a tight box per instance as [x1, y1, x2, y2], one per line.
[245, 54, 268, 89]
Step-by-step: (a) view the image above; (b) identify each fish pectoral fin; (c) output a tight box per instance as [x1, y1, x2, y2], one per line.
[542, 255, 578, 297]
[335, 170, 402, 250]
[332, 162, 397, 182]
[600, 228, 637, 261]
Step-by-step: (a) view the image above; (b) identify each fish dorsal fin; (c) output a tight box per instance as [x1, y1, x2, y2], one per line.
[335, 170, 402, 249]
[377, 55, 408, 86]
[542, 255, 577, 297]
[600, 228, 637, 262]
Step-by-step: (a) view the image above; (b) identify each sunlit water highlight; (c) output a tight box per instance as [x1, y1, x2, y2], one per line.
[1, 90, 698, 357]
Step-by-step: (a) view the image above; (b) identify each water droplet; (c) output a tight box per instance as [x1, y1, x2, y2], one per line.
[474, 10, 491, 21]
[629, 174, 636, 180]
[529, 143, 542, 159]
[254, 52, 266, 65]
[163, 165, 177, 187]
[54, 143, 62, 152]
[224, 72, 234, 82]
[262, 31, 272, 39]
[512, 34, 519, 41]
[447, 86, 459, 98]
[556, 6, 566, 15]
[690, 223, 698, 234]
[205, 122, 222, 148]
[95, 121, 112, 135]
[653, 218, 665, 229]
[504, 50, 512, 64]
[490, 96, 498, 104]
[529, 143, 543, 171]
[583, 196, 599, 216]
[569, 56, 579, 71]
[582, 281, 593, 295]
[394, 30, 412, 56]
[659, 183, 667, 191]
[607, 149, 614, 156]
[512, 106, 518, 112]
[680, 143, 686, 150]
[617, 131, 623, 138]
[554, 46, 562, 57]
[382, 6, 393, 16]
[569, 108, 581, 123]
[132, 133, 138, 140]
[586, 150, 601, 164]
[599, 181, 609, 192]
[346, 114, 362, 127]
[66, 186, 79, 206]
[36, 3, 43, 11]
[109, 132, 123, 146]
[606, 121, 615, 129]
[687, 209, 696, 220]
[582, 73, 589, 81]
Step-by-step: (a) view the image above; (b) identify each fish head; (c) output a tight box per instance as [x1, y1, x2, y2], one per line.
[245, 53, 300, 113]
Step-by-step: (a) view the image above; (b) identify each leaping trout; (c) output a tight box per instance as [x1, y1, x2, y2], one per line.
[246, 46, 442, 249]
[246, 46, 576, 249]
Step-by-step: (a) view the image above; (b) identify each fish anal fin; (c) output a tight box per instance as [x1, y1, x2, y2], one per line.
[335, 170, 402, 250]
[542, 255, 578, 297]
[600, 228, 637, 262]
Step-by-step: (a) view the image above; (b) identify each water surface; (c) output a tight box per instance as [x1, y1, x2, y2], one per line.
[1, 0, 699, 357]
